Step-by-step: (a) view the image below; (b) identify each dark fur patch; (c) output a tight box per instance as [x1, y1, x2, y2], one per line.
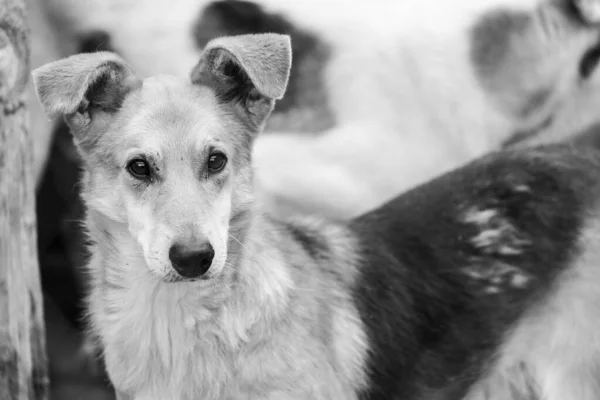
[571, 121, 600, 148]
[350, 145, 597, 399]
[284, 222, 328, 259]
[194, 49, 274, 132]
[579, 40, 600, 79]
[193, 0, 334, 132]
[78, 31, 113, 54]
[470, 9, 551, 119]
[470, 10, 530, 78]
[85, 68, 135, 113]
[212, 55, 256, 104]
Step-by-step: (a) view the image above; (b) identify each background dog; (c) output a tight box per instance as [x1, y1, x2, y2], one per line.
[34, 33, 600, 400]
[30, 0, 600, 219]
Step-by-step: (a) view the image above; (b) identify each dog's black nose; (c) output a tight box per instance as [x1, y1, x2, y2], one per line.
[169, 243, 215, 279]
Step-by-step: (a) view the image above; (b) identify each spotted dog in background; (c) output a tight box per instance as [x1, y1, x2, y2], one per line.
[32, 0, 600, 220]
[351, 144, 599, 400]
[34, 32, 600, 400]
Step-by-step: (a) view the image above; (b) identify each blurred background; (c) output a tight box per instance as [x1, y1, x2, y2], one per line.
[24, 0, 600, 398]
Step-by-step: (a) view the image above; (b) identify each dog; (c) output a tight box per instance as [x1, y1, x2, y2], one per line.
[32, 0, 600, 220]
[33, 33, 600, 400]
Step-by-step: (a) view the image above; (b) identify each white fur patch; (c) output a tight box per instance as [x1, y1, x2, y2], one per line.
[462, 206, 530, 256]
[462, 262, 532, 293]
[331, 306, 369, 391]
[460, 206, 533, 293]
[463, 208, 499, 226]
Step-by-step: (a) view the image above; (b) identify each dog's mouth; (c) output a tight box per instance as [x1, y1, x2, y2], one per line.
[162, 271, 212, 283]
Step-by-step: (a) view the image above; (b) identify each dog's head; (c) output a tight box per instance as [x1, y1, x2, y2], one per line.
[32, 34, 292, 282]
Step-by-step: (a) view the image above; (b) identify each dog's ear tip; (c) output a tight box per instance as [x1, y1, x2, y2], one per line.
[259, 32, 291, 44]
[31, 62, 52, 86]
[270, 74, 290, 100]
[278, 33, 292, 48]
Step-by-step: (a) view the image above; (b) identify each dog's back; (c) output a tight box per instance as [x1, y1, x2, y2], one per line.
[349, 144, 600, 399]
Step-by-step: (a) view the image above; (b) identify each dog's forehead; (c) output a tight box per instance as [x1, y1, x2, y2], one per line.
[120, 75, 227, 147]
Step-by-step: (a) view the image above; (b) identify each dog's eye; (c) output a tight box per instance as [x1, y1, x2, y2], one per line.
[207, 152, 227, 173]
[127, 159, 151, 179]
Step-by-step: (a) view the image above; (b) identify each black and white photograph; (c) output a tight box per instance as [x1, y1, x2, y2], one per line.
[3, 0, 600, 399]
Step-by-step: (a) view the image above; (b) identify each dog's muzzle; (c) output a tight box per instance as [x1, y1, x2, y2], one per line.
[168, 242, 215, 279]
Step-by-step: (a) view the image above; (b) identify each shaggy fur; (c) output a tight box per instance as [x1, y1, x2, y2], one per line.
[34, 33, 600, 400]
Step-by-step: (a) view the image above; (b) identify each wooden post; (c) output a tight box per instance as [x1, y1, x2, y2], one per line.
[0, 0, 49, 399]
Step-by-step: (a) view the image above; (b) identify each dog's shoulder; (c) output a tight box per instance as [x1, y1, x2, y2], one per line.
[348, 144, 600, 398]
[274, 215, 361, 287]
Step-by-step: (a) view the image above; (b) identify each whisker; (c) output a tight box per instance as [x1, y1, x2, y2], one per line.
[228, 233, 251, 254]
[223, 263, 246, 277]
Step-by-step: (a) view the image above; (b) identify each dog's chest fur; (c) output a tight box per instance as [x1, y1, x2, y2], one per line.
[86, 221, 366, 400]
[94, 273, 235, 399]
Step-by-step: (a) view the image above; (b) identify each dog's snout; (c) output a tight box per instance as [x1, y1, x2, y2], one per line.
[169, 242, 215, 279]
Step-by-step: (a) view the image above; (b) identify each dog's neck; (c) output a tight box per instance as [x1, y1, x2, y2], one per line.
[87, 206, 293, 348]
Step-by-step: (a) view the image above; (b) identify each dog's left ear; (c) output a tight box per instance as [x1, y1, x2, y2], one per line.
[32, 52, 141, 155]
[191, 33, 292, 130]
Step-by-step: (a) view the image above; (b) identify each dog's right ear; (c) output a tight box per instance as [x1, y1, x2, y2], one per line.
[190, 34, 292, 131]
[32, 51, 141, 155]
